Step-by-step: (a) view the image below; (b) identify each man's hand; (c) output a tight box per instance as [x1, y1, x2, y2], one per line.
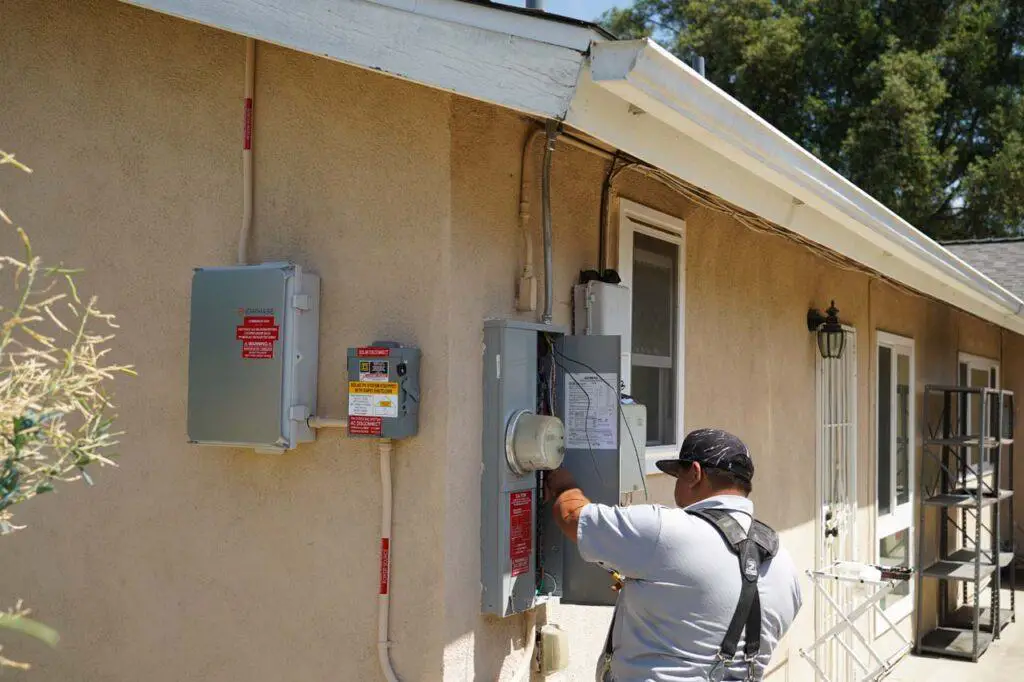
[545, 466, 589, 543]
[543, 466, 578, 502]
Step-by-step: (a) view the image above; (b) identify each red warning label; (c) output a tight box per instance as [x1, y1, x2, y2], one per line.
[379, 538, 390, 595]
[348, 415, 383, 436]
[237, 316, 280, 359]
[509, 490, 532, 577]
[357, 347, 390, 358]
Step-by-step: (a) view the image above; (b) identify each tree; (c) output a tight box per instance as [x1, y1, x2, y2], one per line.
[602, 0, 1024, 240]
[0, 149, 134, 669]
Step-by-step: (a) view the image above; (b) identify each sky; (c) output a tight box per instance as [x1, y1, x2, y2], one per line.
[494, 0, 622, 23]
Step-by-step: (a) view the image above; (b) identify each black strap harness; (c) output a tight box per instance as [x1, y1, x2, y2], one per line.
[685, 508, 779, 682]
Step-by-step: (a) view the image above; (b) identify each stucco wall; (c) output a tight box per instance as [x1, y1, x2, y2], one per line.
[2, 2, 1022, 682]
[1, 1, 453, 679]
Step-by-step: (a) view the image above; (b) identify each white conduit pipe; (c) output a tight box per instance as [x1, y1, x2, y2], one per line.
[307, 416, 348, 430]
[378, 438, 400, 682]
[518, 128, 544, 280]
[238, 37, 256, 265]
[511, 609, 537, 682]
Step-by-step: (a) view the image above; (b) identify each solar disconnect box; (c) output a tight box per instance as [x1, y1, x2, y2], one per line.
[345, 343, 421, 439]
[187, 262, 320, 453]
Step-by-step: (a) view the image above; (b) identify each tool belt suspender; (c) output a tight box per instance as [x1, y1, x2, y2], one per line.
[685, 508, 779, 682]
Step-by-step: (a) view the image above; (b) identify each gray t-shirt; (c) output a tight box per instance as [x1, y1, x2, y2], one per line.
[577, 495, 803, 682]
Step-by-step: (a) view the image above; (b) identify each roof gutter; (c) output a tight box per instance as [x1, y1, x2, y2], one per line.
[584, 39, 1024, 330]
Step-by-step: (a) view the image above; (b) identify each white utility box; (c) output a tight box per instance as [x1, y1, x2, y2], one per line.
[187, 262, 320, 453]
[619, 402, 647, 497]
[573, 280, 632, 391]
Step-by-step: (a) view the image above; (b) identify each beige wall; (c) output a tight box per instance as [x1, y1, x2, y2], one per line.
[2, 2, 1022, 681]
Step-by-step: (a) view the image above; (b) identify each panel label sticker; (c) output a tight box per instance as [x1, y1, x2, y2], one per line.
[357, 347, 391, 358]
[348, 382, 399, 419]
[359, 360, 390, 382]
[564, 372, 619, 450]
[236, 315, 280, 360]
[509, 490, 532, 577]
[348, 415, 383, 436]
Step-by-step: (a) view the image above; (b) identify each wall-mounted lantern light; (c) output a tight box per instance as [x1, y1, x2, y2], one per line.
[807, 301, 845, 359]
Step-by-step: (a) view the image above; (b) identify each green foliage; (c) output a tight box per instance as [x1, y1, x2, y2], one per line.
[0, 149, 134, 669]
[602, 0, 1024, 239]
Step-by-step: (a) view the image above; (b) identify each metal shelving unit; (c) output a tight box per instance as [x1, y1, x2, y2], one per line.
[914, 386, 1015, 662]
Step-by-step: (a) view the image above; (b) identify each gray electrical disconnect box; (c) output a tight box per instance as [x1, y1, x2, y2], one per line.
[345, 343, 421, 439]
[187, 262, 320, 453]
[480, 319, 627, 617]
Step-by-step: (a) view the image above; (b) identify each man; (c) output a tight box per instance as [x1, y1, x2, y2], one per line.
[545, 428, 803, 682]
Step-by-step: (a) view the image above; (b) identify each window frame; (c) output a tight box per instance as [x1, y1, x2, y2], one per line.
[874, 331, 916, 624]
[957, 352, 1000, 474]
[617, 199, 686, 475]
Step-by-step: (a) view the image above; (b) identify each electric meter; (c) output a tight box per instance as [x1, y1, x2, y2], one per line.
[505, 411, 565, 474]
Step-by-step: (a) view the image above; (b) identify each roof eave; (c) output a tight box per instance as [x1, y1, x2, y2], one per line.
[120, 0, 591, 119]
[575, 39, 1024, 333]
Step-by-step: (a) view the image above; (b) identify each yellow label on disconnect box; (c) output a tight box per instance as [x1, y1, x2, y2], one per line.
[349, 382, 398, 395]
[348, 382, 400, 419]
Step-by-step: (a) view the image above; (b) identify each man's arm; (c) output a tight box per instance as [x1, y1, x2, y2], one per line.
[545, 466, 662, 579]
[545, 467, 588, 543]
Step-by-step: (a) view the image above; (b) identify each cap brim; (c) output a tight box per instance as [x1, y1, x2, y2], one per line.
[655, 459, 684, 477]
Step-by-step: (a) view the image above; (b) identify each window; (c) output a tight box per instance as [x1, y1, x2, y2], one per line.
[957, 352, 1000, 473]
[876, 332, 915, 620]
[617, 199, 685, 472]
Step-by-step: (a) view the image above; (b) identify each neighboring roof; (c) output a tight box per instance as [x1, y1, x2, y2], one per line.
[122, 0, 1024, 335]
[451, 0, 617, 39]
[944, 239, 1024, 300]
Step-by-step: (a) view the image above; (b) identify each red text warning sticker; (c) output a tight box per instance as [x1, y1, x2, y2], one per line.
[357, 347, 391, 358]
[237, 316, 280, 359]
[379, 538, 390, 595]
[509, 490, 532, 577]
[348, 415, 383, 436]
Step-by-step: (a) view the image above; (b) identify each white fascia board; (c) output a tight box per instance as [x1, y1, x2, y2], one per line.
[579, 39, 1024, 330]
[120, 0, 586, 119]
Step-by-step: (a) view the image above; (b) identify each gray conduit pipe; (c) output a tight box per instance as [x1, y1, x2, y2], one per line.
[541, 120, 559, 325]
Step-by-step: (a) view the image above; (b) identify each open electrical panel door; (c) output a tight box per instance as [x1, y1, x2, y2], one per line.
[543, 334, 622, 607]
[480, 319, 633, 617]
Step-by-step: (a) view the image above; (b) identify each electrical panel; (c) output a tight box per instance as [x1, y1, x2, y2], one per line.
[481, 319, 641, 617]
[187, 262, 320, 453]
[480, 320, 560, 617]
[345, 343, 421, 439]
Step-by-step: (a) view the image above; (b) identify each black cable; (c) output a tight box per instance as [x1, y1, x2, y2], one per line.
[547, 339, 604, 487]
[548, 337, 649, 501]
[598, 151, 621, 270]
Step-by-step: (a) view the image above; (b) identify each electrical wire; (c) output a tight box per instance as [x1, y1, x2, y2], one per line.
[547, 336, 649, 501]
[558, 130, 947, 310]
[546, 335, 604, 487]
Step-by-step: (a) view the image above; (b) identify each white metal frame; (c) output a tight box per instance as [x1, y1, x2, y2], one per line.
[874, 331, 916, 625]
[814, 326, 859, 682]
[616, 198, 686, 475]
[800, 563, 914, 682]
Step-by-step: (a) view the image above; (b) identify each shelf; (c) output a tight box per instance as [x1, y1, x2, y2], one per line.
[946, 606, 1015, 633]
[918, 627, 992, 660]
[946, 549, 1016, 569]
[923, 490, 1013, 508]
[921, 560, 996, 581]
[925, 385, 1001, 395]
[924, 436, 1000, 449]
